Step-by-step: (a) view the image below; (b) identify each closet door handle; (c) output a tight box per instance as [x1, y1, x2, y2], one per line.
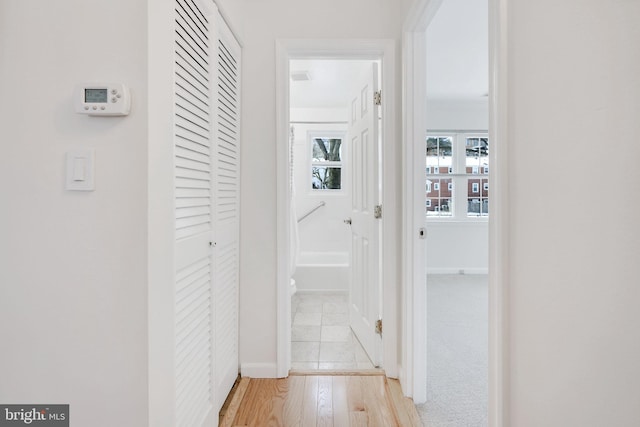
[343, 218, 352, 225]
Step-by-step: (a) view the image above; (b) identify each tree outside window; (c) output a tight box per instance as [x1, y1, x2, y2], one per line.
[311, 137, 343, 190]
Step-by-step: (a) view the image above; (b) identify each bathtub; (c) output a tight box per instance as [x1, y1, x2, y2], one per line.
[293, 251, 350, 292]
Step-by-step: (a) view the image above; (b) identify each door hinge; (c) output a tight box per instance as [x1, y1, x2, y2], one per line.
[374, 204, 382, 219]
[373, 90, 382, 106]
[375, 319, 383, 336]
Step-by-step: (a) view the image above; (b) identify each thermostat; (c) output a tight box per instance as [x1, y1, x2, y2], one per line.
[75, 83, 131, 116]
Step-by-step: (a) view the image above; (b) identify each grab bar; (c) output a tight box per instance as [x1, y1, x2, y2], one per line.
[298, 201, 326, 223]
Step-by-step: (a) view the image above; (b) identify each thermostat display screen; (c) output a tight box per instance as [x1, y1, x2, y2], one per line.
[85, 88, 108, 103]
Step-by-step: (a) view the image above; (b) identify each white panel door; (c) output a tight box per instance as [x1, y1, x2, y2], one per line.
[348, 63, 382, 367]
[212, 15, 241, 413]
[173, 0, 216, 425]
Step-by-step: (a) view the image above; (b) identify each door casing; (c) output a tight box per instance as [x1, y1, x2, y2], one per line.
[275, 39, 398, 378]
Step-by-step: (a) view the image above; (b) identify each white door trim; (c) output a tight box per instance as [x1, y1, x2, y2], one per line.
[275, 38, 398, 379]
[487, 0, 510, 424]
[400, 0, 445, 404]
[401, 0, 509, 424]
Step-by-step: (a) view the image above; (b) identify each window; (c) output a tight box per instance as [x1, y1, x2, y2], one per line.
[426, 136, 453, 217]
[426, 133, 489, 218]
[465, 137, 489, 216]
[311, 136, 343, 190]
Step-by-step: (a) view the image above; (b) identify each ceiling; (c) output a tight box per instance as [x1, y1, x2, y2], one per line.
[426, 0, 488, 100]
[289, 59, 373, 109]
[289, 0, 488, 108]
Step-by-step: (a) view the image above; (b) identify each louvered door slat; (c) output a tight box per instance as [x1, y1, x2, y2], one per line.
[175, 59, 209, 97]
[175, 103, 210, 130]
[175, 117, 209, 145]
[177, 0, 209, 39]
[174, 36, 209, 81]
[175, 157, 210, 174]
[175, 85, 209, 115]
[175, 139, 210, 160]
[175, 166, 210, 181]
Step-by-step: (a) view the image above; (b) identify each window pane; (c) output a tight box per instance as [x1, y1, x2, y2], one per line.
[427, 136, 453, 173]
[426, 177, 452, 217]
[313, 138, 342, 162]
[465, 137, 489, 173]
[467, 177, 489, 216]
[312, 167, 341, 190]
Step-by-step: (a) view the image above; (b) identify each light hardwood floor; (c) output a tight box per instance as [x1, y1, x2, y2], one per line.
[221, 372, 422, 426]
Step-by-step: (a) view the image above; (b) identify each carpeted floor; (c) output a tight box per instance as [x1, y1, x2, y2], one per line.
[416, 274, 488, 427]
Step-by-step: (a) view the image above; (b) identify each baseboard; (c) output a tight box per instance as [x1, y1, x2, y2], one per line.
[427, 268, 488, 275]
[240, 363, 278, 378]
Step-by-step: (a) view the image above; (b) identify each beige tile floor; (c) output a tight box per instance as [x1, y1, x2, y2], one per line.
[290, 292, 375, 370]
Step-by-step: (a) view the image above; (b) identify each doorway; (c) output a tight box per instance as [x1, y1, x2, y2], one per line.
[288, 59, 380, 371]
[402, 0, 507, 424]
[275, 39, 399, 378]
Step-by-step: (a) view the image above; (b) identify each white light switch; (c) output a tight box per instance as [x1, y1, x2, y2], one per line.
[66, 149, 95, 191]
[73, 157, 86, 181]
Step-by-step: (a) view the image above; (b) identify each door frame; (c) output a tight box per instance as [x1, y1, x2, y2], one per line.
[275, 39, 398, 378]
[401, 0, 509, 424]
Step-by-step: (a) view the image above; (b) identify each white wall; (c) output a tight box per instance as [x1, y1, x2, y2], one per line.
[426, 98, 488, 131]
[239, 0, 407, 375]
[506, 0, 640, 425]
[291, 108, 350, 256]
[0, 1, 148, 426]
[426, 222, 487, 274]
[290, 109, 350, 292]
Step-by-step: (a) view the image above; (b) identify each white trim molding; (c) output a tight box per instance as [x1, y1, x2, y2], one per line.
[275, 38, 399, 380]
[400, 0, 444, 404]
[400, 29, 427, 403]
[488, 0, 510, 425]
[240, 363, 278, 379]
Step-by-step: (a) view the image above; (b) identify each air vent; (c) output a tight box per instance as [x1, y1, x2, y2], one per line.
[290, 70, 311, 81]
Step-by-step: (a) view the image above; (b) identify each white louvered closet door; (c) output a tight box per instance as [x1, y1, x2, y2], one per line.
[173, 0, 241, 424]
[211, 15, 241, 413]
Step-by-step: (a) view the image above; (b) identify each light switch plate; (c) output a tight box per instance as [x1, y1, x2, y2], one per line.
[66, 149, 95, 191]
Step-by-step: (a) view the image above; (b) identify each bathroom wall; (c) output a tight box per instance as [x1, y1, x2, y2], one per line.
[291, 108, 351, 255]
[291, 108, 350, 290]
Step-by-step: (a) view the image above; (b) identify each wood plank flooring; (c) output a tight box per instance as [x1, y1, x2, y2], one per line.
[221, 373, 421, 426]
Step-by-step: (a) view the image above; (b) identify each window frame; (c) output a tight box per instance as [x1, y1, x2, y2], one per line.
[308, 130, 347, 193]
[426, 131, 489, 222]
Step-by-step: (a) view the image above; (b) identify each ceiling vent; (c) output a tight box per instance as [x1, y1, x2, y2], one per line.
[290, 71, 311, 82]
